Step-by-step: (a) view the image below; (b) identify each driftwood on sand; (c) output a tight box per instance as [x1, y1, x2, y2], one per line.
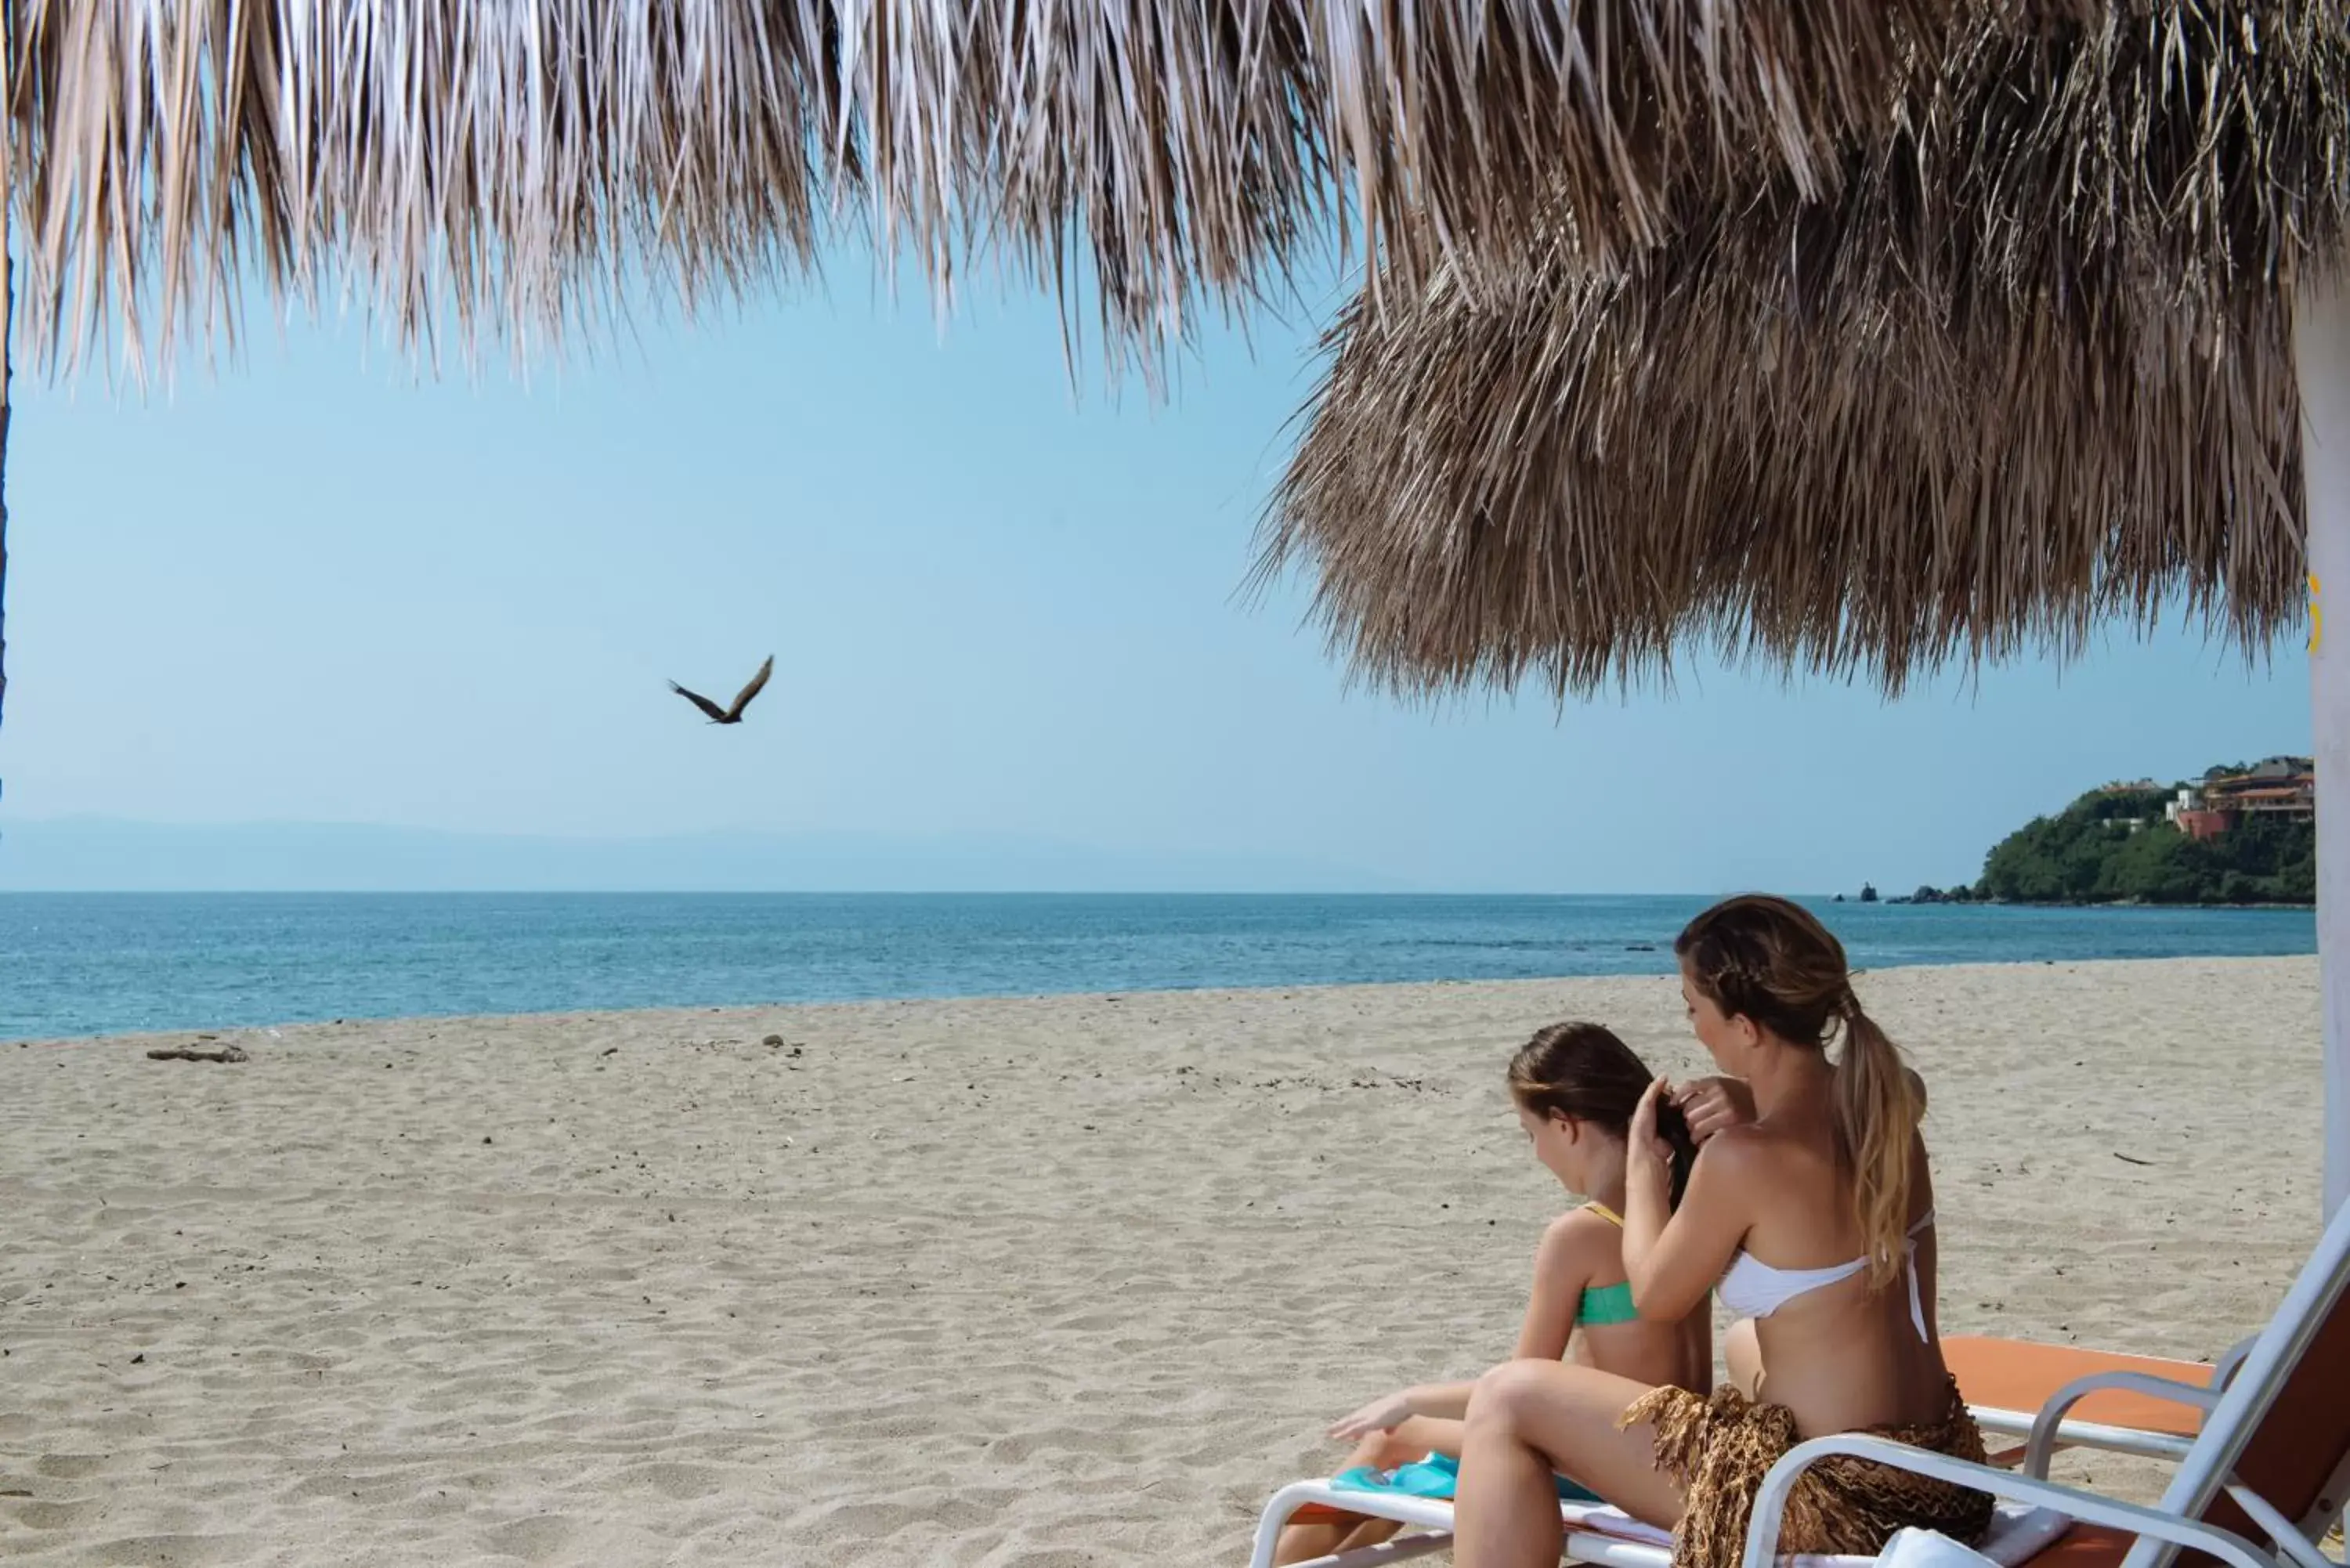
[145, 1044, 248, 1064]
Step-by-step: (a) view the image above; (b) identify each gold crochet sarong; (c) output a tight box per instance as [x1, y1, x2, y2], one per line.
[1619, 1378, 1994, 1568]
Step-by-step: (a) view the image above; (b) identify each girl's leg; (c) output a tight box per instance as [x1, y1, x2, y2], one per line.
[1455, 1361, 1685, 1568]
[1270, 1417, 1462, 1566]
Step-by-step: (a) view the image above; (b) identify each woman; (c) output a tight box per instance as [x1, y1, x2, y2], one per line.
[1276, 1023, 1712, 1566]
[1453, 895, 1990, 1568]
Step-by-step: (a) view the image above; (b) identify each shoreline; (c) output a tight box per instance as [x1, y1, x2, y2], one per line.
[5, 948, 2320, 1050]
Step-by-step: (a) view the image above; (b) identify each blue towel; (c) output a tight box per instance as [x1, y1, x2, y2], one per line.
[1332, 1452, 1599, 1505]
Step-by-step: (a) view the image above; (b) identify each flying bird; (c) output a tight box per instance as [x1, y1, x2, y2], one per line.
[669, 655, 774, 725]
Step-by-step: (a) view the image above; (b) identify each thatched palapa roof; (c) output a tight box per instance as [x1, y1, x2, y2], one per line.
[1258, 1, 2350, 699]
[8, 0, 1950, 382]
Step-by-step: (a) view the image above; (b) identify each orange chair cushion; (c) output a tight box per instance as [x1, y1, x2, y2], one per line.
[1944, 1335, 2210, 1440]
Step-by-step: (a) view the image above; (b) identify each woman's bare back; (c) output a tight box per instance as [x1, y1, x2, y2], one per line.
[1735, 1120, 1948, 1435]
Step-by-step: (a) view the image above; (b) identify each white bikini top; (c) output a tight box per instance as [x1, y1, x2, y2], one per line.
[1717, 1209, 1936, 1340]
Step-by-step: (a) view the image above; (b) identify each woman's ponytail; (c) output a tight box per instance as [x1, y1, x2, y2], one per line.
[1834, 995, 1918, 1288]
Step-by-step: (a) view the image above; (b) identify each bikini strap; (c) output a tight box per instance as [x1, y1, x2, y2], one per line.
[1901, 1224, 1931, 1341]
[1903, 1208, 1935, 1340]
[1583, 1202, 1625, 1229]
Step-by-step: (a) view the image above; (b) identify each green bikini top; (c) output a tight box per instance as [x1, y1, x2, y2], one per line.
[1577, 1204, 1640, 1327]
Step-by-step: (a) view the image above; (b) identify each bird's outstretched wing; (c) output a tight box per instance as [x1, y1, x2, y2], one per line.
[669, 681, 732, 723]
[725, 656, 776, 721]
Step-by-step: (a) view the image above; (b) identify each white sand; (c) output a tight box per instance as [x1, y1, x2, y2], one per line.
[0, 956, 2323, 1566]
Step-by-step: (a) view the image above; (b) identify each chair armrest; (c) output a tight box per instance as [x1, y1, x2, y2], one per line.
[2212, 1336, 2258, 1392]
[1738, 1434, 2283, 1568]
[2220, 1483, 2341, 1568]
[2025, 1371, 2222, 1478]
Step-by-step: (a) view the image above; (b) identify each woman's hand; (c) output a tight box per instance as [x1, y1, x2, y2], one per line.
[1629, 1076, 1678, 1174]
[1329, 1389, 1417, 1442]
[1672, 1075, 1757, 1143]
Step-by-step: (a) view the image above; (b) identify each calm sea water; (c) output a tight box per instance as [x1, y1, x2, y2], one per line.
[0, 893, 2316, 1042]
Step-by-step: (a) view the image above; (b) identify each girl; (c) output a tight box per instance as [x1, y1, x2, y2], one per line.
[1452, 896, 1987, 1568]
[1275, 1023, 1710, 1566]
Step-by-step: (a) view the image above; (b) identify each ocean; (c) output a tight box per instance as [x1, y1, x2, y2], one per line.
[0, 892, 2317, 1042]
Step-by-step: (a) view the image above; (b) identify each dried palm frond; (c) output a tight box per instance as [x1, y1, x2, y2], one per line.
[1724, 1, 2346, 331]
[1263, 262, 2302, 700]
[1257, 0, 2346, 699]
[5, 0, 1951, 385]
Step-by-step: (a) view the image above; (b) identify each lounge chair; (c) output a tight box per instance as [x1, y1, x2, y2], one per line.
[1746, 1197, 2350, 1568]
[1247, 1344, 2242, 1566]
[1251, 1404, 2093, 1567]
[1249, 1201, 2350, 1568]
[1247, 1481, 2075, 1568]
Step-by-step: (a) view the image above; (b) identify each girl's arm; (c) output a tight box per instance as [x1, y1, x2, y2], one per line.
[1329, 1382, 1474, 1438]
[1513, 1212, 1593, 1360]
[1406, 1383, 1476, 1422]
[1328, 1213, 1600, 1442]
[1623, 1078, 1756, 1321]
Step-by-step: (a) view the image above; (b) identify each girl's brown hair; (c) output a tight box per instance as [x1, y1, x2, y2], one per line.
[1509, 1022, 1696, 1206]
[1672, 894, 1918, 1287]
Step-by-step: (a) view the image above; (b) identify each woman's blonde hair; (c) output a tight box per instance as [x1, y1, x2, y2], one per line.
[1672, 894, 1918, 1288]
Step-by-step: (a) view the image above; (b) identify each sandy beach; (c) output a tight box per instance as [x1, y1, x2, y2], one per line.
[0, 956, 2323, 1566]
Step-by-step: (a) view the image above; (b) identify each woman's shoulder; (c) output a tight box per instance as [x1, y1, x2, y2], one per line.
[1690, 1120, 1784, 1169]
[1690, 1118, 1828, 1192]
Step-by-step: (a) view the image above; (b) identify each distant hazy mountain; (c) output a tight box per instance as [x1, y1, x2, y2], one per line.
[0, 818, 1404, 894]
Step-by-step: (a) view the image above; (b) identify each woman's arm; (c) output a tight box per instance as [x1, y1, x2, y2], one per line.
[1623, 1079, 1757, 1321]
[1672, 1075, 1757, 1143]
[1677, 1071, 1927, 1138]
[1514, 1211, 1594, 1360]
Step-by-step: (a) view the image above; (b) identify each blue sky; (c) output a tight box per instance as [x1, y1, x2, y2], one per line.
[0, 263, 2312, 893]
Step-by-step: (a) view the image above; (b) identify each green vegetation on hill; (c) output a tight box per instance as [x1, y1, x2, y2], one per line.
[1973, 781, 2313, 906]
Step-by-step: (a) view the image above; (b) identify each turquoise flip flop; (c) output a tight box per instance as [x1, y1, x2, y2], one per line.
[1332, 1454, 1461, 1500]
[1331, 1452, 1599, 1505]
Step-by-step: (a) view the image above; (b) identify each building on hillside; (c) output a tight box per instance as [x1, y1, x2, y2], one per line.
[2167, 757, 2316, 839]
[2172, 802, 2235, 842]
